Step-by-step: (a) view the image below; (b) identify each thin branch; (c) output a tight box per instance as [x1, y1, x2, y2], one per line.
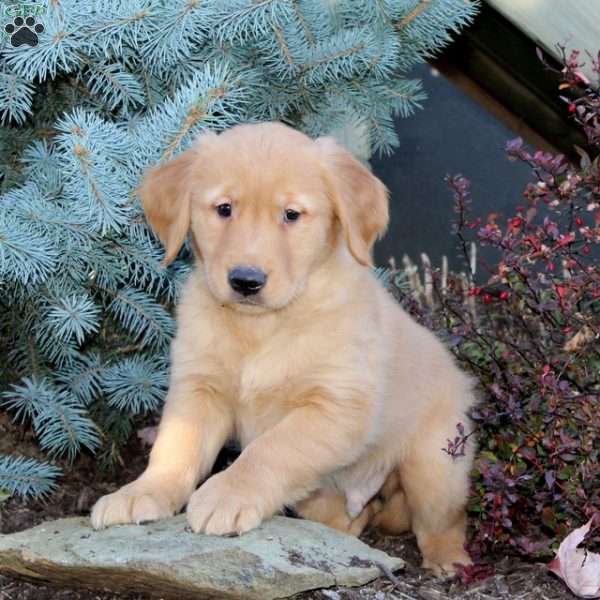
[395, 0, 432, 30]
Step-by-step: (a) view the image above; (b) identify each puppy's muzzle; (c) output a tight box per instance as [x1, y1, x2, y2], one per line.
[228, 266, 267, 297]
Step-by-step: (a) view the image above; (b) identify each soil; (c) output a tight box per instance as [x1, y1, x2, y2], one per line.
[0, 417, 578, 600]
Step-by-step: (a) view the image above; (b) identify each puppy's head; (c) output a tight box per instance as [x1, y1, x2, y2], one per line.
[140, 122, 388, 312]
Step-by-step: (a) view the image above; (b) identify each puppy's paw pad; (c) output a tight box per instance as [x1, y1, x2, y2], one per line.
[131, 494, 173, 524]
[91, 488, 173, 529]
[206, 504, 262, 536]
[186, 474, 265, 536]
[91, 492, 132, 530]
[188, 503, 262, 536]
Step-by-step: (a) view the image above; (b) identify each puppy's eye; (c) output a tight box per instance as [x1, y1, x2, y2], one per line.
[284, 209, 301, 223]
[216, 203, 232, 218]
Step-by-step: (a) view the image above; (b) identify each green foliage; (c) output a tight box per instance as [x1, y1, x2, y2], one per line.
[0, 0, 478, 498]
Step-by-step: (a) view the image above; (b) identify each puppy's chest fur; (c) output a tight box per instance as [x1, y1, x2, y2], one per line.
[229, 335, 305, 446]
[178, 303, 380, 449]
[213, 317, 347, 446]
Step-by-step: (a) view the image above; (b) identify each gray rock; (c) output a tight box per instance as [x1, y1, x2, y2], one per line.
[0, 515, 404, 599]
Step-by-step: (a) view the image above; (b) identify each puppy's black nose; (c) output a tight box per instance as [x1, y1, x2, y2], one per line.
[228, 266, 267, 296]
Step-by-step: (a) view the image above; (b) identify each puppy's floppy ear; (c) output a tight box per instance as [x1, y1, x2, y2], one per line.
[140, 132, 217, 266]
[316, 136, 389, 266]
[140, 150, 196, 266]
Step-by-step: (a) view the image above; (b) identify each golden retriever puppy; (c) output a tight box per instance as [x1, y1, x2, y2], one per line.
[91, 122, 476, 575]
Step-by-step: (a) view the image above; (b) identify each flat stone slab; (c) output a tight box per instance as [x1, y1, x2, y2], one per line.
[0, 515, 404, 599]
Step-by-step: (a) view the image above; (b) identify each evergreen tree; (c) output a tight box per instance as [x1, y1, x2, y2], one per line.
[0, 0, 478, 498]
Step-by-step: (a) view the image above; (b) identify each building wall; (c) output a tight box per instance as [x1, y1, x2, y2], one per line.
[372, 62, 533, 273]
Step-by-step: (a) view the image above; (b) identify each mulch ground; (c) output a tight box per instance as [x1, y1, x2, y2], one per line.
[0, 415, 577, 600]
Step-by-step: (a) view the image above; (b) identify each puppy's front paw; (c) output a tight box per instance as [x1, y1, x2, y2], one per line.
[186, 471, 267, 536]
[91, 481, 174, 530]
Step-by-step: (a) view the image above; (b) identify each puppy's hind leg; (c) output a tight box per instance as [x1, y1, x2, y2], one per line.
[399, 416, 473, 576]
[295, 489, 381, 536]
[371, 469, 411, 534]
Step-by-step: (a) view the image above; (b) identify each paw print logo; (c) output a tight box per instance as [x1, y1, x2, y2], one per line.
[5, 16, 45, 48]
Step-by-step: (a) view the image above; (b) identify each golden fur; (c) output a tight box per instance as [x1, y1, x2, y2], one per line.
[91, 122, 476, 574]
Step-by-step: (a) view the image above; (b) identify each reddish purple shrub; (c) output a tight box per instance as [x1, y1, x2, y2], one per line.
[395, 48, 600, 558]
